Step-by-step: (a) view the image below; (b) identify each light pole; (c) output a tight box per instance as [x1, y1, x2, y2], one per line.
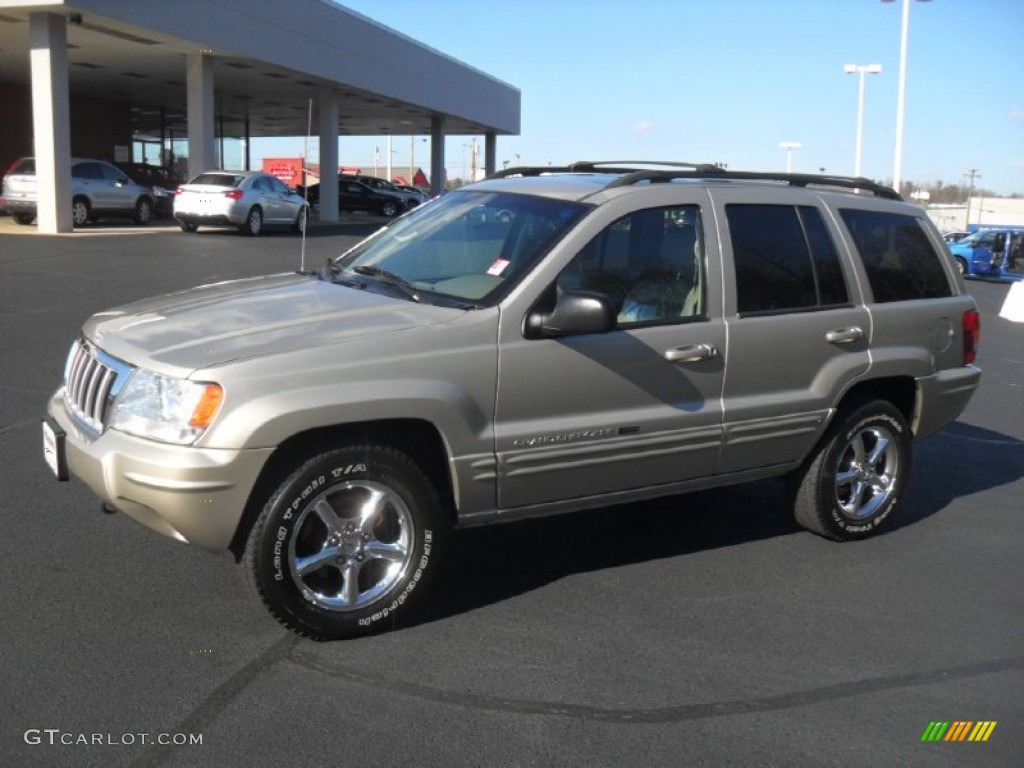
[882, 0, 931, 193]
[843, 63, 882, 178]
[779, 141, 801, 172]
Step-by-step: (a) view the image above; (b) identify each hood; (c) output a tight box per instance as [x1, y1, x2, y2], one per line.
[83, 273, 461, 374]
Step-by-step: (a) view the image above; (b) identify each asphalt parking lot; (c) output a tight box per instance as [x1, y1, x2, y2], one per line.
[1, 215, 1022, 768]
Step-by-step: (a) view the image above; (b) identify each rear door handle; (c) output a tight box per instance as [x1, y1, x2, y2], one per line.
[664, 343, 718, 363]
[826, 327, 865, 344]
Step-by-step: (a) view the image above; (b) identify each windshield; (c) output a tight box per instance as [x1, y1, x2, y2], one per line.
[327, 190, 590, 306]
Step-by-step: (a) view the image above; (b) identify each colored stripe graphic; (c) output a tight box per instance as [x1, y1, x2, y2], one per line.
[921, 722, 949, 741]
[968, 722, 997, 742]
[945, 721, 972, 741]
[921, 721, 997, 742]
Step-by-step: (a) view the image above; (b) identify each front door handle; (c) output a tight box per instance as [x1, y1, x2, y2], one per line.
[826, 327, 865, 344]
[664, 343, 718, 363]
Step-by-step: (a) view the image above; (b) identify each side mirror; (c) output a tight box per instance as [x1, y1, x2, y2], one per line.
[525, 290, 616, 338]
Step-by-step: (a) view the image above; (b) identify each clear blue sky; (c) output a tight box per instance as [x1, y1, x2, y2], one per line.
[256, 0, 1024, 195]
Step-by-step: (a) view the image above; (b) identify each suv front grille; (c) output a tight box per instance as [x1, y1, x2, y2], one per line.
[64, 341, 130, 432]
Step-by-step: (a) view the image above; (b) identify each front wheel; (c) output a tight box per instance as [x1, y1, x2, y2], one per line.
[13, 212, 35, 225]
[792, 399, 910, 541]
[291, 207, 308, 234]
[71, 197, 91, 227]
[243, 445, 446, 639]
[954, 257, 968, 277]
[380, 200, 399, 218]
[133, 197, 153, 225]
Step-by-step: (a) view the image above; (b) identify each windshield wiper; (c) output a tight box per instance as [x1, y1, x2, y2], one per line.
[352, 265, 422, 302]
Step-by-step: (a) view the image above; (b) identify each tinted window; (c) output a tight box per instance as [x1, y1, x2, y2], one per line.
[98, 163, 125, 181]
[559, 205, 705, 326]
[190, 173, 244, 187]
[840, 209, 953, 302]
[72, 162, 104, 180]
[727, 204, 847, 314]
[10, 158, 35, 174]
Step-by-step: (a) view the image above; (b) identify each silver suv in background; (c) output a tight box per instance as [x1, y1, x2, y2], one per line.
[1, 157, 154, 226]
[43, 161, 982, 640]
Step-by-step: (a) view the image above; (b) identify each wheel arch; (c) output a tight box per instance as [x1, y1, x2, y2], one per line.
[228, 418, 456, 561]
[834, 376, 917, 432]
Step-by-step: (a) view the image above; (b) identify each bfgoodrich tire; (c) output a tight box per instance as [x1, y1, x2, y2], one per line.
[792, 399, 910, 541]
[243, 445, 445, 640]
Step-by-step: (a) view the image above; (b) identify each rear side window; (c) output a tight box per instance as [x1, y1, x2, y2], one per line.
[840, 209, 952, 302]
[72, 162, 104, 180]
[726, 204, 849, 315]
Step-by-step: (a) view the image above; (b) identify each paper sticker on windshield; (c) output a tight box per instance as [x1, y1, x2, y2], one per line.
[487, 258, 510, 276]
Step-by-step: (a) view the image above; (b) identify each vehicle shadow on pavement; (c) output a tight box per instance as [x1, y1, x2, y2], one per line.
[421, 481, 801, 626]
[416, 420, 1022, 627]
[893, 420, 1024, 531]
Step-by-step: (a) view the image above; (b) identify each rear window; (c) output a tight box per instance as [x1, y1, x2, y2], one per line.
[190, 173, 244, 187]
[8, 158, 35, 175]
[840, 209, 953, 302]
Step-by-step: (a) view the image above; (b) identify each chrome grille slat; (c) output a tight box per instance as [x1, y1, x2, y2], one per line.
[63, 340, 122, 433]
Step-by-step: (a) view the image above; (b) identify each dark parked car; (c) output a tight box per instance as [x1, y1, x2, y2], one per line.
[301, 179, 406, 218]
[115, 163, 182, 218]
[342, 174, 423, 210]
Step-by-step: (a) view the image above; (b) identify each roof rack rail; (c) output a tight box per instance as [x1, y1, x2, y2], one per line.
[486, 161, 900, 200]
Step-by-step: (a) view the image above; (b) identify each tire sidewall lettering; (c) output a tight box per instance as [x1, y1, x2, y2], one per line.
[262, 455, 436, 634]
[827, 411, 905, 532]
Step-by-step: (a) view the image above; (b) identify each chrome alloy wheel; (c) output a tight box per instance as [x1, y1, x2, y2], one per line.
[288, 480, 415, 611]
[833, 425, 900, 521]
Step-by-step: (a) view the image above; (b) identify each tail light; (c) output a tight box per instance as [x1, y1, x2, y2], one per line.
[962, 309, 980, 365]
[225, 190, 244, 200]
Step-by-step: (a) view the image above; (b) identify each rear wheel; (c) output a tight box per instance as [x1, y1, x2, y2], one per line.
[13, 212, 35, 225]
[71, 197, 90, 227]
[792, 399, 910, 541]
[243, 445, 446, 639]
[178, 220, 198, 233]
[954, 257, 968, 277]
[241, 206, 263, 236]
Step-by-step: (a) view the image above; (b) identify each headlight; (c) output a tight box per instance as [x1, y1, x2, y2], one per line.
[109, 369, 223, 445]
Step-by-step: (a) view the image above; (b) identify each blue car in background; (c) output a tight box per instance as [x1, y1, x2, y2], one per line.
[948, 228, 1024, 281]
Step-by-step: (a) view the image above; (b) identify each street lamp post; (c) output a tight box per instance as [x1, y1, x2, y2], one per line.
[779, 141, 801, 172]
[843, 63, 882, 178]
[882, 0, 931, 193]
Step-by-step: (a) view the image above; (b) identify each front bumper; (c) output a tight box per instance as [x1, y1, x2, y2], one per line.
[48, 388, 274, 552]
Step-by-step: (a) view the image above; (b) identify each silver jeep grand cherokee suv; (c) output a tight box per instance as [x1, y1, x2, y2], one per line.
[43, 162, 982, 639]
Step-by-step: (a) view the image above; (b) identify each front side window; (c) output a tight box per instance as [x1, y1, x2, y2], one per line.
[727, 204, 848, 315]
[328, 190, 589, 306]
[557, 206, 705, 326]
[840, 209, 953, 302]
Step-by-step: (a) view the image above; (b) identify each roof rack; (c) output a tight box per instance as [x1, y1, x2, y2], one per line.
[486, 161, 901, 200]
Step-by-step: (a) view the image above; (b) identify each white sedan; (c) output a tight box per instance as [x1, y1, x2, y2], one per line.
[174, 171, 309, 236]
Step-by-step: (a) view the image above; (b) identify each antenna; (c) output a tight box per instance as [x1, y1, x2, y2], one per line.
[300, 97, 312, 273]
